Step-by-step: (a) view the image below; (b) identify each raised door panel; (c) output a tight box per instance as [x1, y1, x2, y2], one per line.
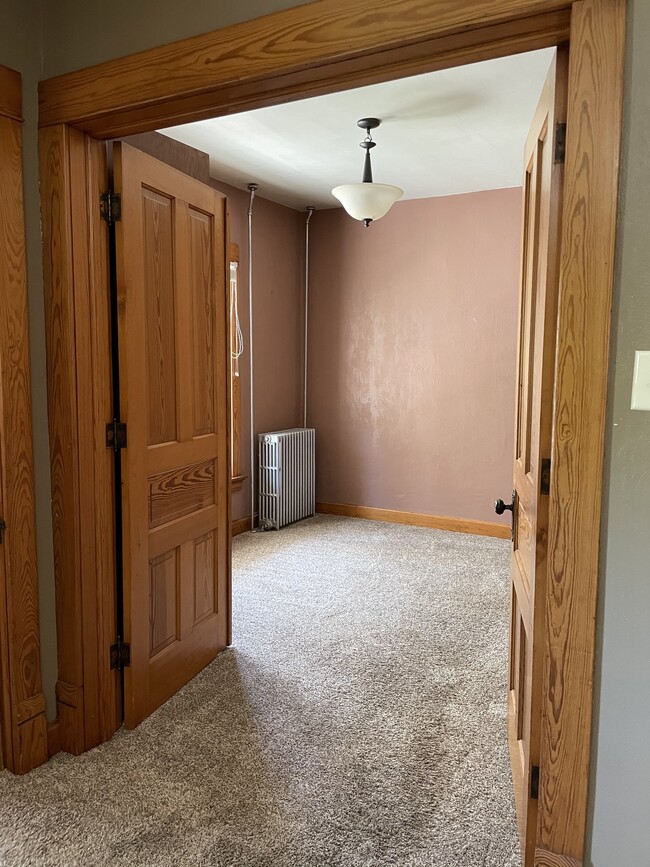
[143, 188, 178, 446]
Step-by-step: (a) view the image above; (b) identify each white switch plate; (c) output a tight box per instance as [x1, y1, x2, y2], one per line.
[631, 351, 650, 410]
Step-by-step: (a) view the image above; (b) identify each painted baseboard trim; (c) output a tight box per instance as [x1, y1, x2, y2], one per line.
[232, 516, 252, 536]
[534, 849, 582, 867]
[316, 502, 511, 539]
[46, 720, 61, 759]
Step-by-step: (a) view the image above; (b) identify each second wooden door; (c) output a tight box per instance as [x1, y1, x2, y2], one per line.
[504, 49, 567, 865]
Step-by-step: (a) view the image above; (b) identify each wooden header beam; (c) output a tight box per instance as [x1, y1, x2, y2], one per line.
[40, 0, 570, 136]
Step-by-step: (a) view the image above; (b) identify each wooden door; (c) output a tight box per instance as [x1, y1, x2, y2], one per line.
[504, 50, 567, 865]
[114, 143, 231, 728]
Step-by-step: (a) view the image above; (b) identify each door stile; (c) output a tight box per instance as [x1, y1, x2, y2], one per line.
[113, 148, 150, 725]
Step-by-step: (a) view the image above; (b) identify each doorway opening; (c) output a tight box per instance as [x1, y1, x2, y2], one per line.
[94, 45, 559, 866]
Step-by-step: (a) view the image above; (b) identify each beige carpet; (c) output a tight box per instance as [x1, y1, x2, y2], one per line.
[0, 514, 520, 866]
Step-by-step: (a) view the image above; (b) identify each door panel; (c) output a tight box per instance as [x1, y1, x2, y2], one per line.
[506, 49, 567, 865]
[114, 142, 230, 728]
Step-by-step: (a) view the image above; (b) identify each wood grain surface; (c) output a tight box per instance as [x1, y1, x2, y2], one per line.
[39, 124, 86, 754]
[149, 461, 216, 529]
[114, 144, 230, 728]
[0, 97, 47, 773]
[69, 130, 120, 749]
[40, 126, 121, 755]
[534, 850, 582, 867]
[540, 0, 626, 860]
[0, 65, 22, 122]
[38, 1, 570, 135]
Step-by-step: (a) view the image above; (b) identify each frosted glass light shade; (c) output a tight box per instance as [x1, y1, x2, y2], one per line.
[332, 182, 403, 223]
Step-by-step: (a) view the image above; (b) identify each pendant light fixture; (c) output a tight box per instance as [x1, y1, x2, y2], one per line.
[332, 118, 403, 227]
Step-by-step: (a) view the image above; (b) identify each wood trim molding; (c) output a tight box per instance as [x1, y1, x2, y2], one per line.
[540, 0, 626, 859]
[232, 516, 252, 537]
[36, 0, 625, 858]
[39, 125, 120, 757]
[317, 502, 511, 539]
[535, 850, 582, 867]
[0, 65, 22, 122]
[0, 70, 47, 774]
[39, 3, 570, 137]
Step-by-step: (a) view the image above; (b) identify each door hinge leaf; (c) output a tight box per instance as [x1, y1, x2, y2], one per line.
[110, 637, 130, 670]
[554, 122, 567, 164]
[100, 191, 122, 224]
[541, 458, 551, 495]
[530, 765, 540, 800]
[106, 419, 127, 451]
[0, 518, 6, 544]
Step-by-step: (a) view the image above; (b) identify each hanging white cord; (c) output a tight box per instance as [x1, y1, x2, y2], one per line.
[247, 183, 258, 529]
[229, 261, 244, 376]
[304, 207, 315, 428]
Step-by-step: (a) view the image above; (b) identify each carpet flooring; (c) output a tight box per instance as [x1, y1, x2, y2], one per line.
[0, 515, 520, 866]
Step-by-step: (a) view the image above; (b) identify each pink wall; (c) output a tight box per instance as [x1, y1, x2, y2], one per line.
[307, 188, 522, 526]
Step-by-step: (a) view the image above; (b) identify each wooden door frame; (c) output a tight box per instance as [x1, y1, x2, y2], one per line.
[37, 0, 625, 863]
[0, 64, 48, 774]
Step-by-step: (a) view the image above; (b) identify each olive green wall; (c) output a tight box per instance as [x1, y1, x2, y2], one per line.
[42, 0, 312, 78]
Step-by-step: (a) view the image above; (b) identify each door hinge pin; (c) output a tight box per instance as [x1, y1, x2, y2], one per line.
[100, 191, 122, 224]
[106, 419, 127, 451]
[110, 636, 130, 670]
[554, 122, 567, 164]
[0, 518, 6, 544]
[530, 765, 540, 800]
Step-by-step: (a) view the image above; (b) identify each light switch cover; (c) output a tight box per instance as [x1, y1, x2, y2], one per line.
[631, 351, 650, 411]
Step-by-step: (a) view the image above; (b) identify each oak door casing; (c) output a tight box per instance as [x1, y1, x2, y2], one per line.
[114, 143, 231, 728]
[0, 66, 48, 774]
[507, 49, 567, 865]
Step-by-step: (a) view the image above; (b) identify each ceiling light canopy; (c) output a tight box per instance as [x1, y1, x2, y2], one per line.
[332, 118, 403, 227]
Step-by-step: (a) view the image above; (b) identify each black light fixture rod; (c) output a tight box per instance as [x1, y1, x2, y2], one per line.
[358, 117, 380, 184]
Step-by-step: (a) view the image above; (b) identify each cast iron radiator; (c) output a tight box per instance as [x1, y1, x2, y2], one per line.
[258, 428, 316, 530]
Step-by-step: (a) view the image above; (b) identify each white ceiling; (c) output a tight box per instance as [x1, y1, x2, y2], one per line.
[160, 48, 555, 211]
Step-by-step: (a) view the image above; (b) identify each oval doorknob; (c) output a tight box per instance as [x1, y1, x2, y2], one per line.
[495, 497, 514, 515]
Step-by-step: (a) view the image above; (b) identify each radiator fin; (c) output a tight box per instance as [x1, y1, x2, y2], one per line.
[258, 428, 316, 530]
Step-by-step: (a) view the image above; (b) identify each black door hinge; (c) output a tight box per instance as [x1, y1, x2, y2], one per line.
[530, 765, 540, 800]
[554, 122, 567, 164]
[0, 519, 6, 544]
[106, 419, 127, 451]
[541, 458, 551, 496]
[110, 636, 131, 670]
[100, 191, 122, 224]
